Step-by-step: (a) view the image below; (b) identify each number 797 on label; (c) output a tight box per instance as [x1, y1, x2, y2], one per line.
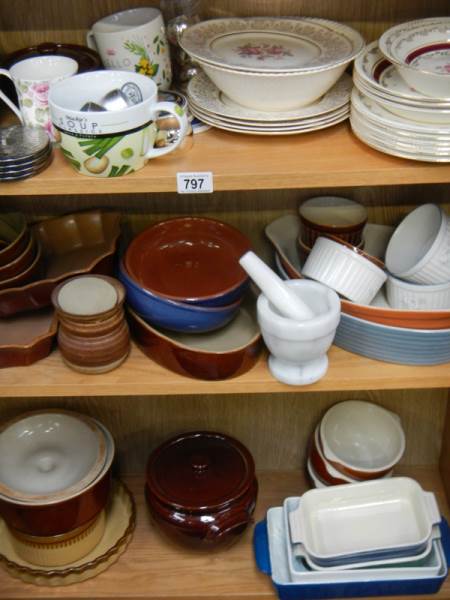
[176, 172, 213, 194]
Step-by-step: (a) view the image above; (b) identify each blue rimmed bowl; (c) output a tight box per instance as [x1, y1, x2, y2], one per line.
[119, 262, 241, 333]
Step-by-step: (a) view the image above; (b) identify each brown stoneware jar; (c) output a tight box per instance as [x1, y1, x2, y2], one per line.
[52, 275, 130, 373]
[145, 431, 258, 549]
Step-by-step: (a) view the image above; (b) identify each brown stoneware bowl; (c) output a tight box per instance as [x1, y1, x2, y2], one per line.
[145, 431, 258, 549]
[0, 234, 36, 282]
[299, 196, 368, 248]
[0, 211, 120, 317]
[0, 240, 43, 292]
[124, 217, 251, 306]
[0, 411, 115, 537]
[308, 427, 352, 486]
[127, 299, 262, 380]
[52, 275, 130, 373]
[0, 214, 29, 267]
[0, 308, 57, 368]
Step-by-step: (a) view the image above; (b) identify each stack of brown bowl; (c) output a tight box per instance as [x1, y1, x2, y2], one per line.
[51, 275, 130, 374]
[0, 213, 42, 291]
[297, 197, 367, 263]
[307, 400, 406, 488]
[0, 410, 114, 567]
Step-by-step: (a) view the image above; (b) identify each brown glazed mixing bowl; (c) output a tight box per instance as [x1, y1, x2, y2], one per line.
[145, 431, 258, 549]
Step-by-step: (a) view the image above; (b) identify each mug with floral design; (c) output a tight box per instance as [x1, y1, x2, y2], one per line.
[87, 7, 172, 90]
[0, 56, 78, 139]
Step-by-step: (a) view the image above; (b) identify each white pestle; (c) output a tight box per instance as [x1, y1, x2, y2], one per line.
[239, 251, 315, 321]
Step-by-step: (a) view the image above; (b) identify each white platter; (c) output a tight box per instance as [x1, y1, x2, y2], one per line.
[180, 18, 364, 73]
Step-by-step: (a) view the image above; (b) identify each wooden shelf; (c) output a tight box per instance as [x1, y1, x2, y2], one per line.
[1, 467, 448, 600]
[1, 342, 450, 398]
[3, 123, 450, 196]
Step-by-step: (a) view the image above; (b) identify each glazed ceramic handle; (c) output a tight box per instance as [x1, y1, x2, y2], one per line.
[205, 510, 253, 541]
[423, 492, 441, 526]
[86, 30, 98, 51]
[146, 101, 189, 159]
[0, 69, 24, 124]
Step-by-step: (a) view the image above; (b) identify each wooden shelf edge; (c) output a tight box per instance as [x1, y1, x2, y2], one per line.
[1, 468, 448, 600]
[0, 343, 450, 398]
[2, 125, 450, 196]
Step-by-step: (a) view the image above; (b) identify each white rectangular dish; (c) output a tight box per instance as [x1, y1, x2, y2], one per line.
[283, 498, 443, 581]
[288, 477, 441, 566]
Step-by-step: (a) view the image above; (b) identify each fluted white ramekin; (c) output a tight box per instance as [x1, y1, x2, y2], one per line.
[386, 274, 450, 310]
[385, 204, 450, 284]
[302, 236, 387, 304]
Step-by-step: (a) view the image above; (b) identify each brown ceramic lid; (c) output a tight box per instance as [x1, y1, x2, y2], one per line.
[146, 431, 255, 512]
[3, 43, 102, 73]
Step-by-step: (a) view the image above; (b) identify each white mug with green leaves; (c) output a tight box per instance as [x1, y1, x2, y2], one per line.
[86, 7, 172, 90]
[48, 71, 188, 178]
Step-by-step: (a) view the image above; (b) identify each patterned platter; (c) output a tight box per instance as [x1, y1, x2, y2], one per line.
[180, 17, 364, 73]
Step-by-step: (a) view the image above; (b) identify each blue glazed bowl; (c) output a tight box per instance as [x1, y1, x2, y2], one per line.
[119, 262, 241, 333]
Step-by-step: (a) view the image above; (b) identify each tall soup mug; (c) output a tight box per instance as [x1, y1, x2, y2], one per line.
[48, 70, 188, 178]
[87, 7, 172, 90]
[0, 56, 78, 139]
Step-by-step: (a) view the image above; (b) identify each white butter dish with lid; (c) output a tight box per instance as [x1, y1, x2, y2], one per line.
[288, 477, 441, 567]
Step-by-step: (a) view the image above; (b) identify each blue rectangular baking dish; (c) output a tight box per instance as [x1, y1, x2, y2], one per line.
[253, 509, 449, 599]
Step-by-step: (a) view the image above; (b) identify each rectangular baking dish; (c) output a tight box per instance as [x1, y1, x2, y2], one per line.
[288, 477, 441, 566]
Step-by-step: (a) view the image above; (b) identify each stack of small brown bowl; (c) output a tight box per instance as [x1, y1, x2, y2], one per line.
[307, 400, 406, 488]
[0, 410, 114, 567]
[51, 275, 130, 374]
[297, 196, 367, 263]
[0, 213, 42, 292]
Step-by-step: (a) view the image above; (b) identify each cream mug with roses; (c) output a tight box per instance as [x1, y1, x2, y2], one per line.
[86, 7, 172, 90]
[0, 56, 78, 139]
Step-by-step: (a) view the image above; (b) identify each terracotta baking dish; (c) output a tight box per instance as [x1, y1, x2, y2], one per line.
[0, 211, 121, 317]
[0, 308, 57, 368]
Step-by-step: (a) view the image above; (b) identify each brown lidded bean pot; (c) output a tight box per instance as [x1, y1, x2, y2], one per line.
[51, 275, 130, 374]
[145, 431, 258, 549]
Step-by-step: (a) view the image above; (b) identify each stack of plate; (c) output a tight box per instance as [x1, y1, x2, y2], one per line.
[181, 17, 364, 136]
[351, 18, 450, 162]
[253, 478, 449, 600]
[187, 71, 352, 136]
[0, 125, 52, 181]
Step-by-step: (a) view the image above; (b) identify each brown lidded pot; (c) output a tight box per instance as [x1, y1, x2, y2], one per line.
[145, 431, 258, 549]
[0, 410, 115, 537]
[51, 275, 130, 373]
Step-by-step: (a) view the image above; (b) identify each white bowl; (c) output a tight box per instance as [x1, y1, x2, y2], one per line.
[200, 61, 349, 111]
[319, 400, 405, 479]
[386, 275, 450, 310]
[379, 18, 450, 99]
[385, 204, 450, 284]
[302, 236, 387, 304]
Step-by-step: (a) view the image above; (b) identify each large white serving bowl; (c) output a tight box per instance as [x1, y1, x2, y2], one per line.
[200, 61, 350, 111]
[180, 17, 364, 111]
[379, 18, 450, 99]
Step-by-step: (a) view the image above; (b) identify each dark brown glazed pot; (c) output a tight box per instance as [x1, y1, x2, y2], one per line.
[125, 217, 251, 305]
[0, 470, 111, 537]
[145, 431, 258, 549]
[127, 305, 262, 381]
